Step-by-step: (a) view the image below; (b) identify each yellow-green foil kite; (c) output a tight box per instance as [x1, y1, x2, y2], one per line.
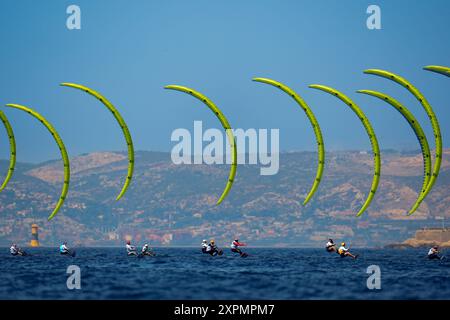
[252, 77, 324, 205]
[357, 90, 431, 215]
[423, 65, 450, 77]
[60, 83, 134, 201]
[309, 85, 381, 217]
[364, 69, 442, 212]
[0, 111, 16, 192]
[164, 85, 237, 205]
[5, 104, 70, 221]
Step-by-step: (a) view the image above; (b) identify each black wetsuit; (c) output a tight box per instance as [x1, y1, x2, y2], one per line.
[428, 253, 441, 260]
[231, 248, 242, 254]
[142, 248, 152, 256]
[208, 245, 219, 256]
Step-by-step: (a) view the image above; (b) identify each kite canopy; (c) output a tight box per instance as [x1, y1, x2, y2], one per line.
[60, 83, 134, 201]
[364, 69, 442, 212]
[165, 85, 237, 205]
[0, 111, 16, 192]
[423, 65, 450, 77]
[309, 85, 381, 217]
[357, 90, 431, 215]
[252, 77, 324, 205]
[5, 103, 70, 221]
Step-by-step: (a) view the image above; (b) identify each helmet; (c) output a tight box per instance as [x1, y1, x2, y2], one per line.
[202, 239, 207, 243]
[63, 242, 67, 245]
[126, 240, 131, 245]
[433, 246, 438, 249]
[341, 242, 346, 246]
[211, 240, 215, 244]
[329, 239, 333, 242]
[144, 244, 148, 247]
[234, 239, 239, 242]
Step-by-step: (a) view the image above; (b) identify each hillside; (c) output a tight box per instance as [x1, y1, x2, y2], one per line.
[0, 150, 449, 247]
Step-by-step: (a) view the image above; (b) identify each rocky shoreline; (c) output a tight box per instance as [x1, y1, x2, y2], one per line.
[386, 228, 450, 249]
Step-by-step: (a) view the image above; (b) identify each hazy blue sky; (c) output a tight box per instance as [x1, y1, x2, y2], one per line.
[0, 0, 448, 162]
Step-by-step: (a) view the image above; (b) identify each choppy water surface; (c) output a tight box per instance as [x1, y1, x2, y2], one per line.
[0, 248, 448, 299]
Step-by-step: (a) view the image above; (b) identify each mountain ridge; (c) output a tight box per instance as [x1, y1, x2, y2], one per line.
[0, 150, 448, 247]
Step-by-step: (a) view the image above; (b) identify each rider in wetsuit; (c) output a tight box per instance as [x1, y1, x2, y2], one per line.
[206, 240, 219, 256]
[230, 239, 246, 255]
[10, 244, 20, 256]
[60, 242, 70, 255]
[141, 244, 153, 256]
[428, 246, 441, 260]
[338, 242, 357, 259]
[126, 240, 137, 256]
[326, 239, 337, 253]
[201, 239, 208, 253]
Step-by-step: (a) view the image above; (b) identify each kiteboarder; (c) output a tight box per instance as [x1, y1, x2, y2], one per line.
[126, 240, 137, 256]
[201, 239, 208, 253]
[10, 243, 25, 256]
[428, 246, 442, 260]
[141, 243, 154, 256]
[326, 239, 337, 253]
[230, 239, 247, 257]
[206, 240, 222, 256]
[59, 242, 71, 255]
[10, 243, 19, 256]
[338, 242, 358, 259]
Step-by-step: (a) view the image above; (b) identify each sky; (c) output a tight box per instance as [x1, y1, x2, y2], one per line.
[0, 0, 448, 163]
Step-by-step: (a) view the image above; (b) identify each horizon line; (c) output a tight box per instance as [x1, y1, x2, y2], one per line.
[0, 148, 442, 165]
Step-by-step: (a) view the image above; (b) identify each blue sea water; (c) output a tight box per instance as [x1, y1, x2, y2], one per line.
[0, 248, 448, 300]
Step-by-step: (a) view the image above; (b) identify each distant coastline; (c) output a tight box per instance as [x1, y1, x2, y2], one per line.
[386, 228, 450, 249]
